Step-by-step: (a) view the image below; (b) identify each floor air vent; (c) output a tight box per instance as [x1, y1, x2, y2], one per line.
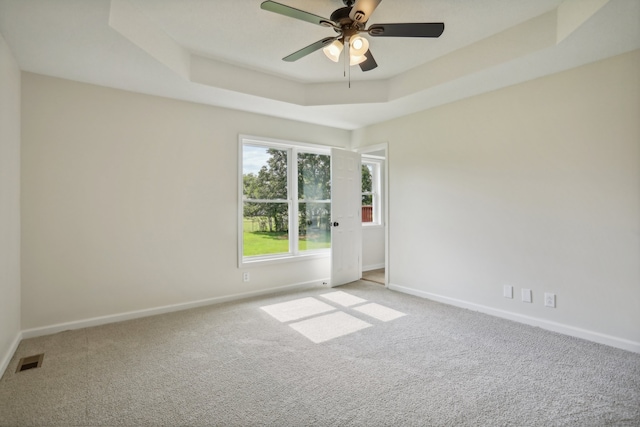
[16, 354, 44, 373]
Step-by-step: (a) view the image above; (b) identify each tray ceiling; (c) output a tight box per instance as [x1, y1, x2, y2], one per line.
[0, 0, 638, 129]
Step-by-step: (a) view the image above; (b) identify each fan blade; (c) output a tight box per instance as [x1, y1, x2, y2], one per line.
[349, 0, 382, 24]
[368, 23, 445, 37]
[261, 1, 332, 27]
[283, 37, 337, 62]
[359, 49, 378, 72]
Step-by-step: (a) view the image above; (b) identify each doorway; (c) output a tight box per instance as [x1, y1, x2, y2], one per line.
[362, 268, 385, 285]
[358, 144, 388, 287]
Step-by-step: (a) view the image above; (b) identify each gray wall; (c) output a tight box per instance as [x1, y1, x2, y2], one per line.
[20, 73, 350, 330]
[0, 34, 21, 372]
[353, 50, 640, 349]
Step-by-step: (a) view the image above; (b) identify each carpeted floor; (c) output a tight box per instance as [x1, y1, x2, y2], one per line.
[1, 281, 639, 426]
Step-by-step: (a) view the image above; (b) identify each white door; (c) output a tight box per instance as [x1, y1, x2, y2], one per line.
[330, 148, 362, 287]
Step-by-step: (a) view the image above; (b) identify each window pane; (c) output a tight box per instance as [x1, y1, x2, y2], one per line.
[362, 164, 374, 223]
[298, 153, 331, 200]
[298, 202, 331, 251]
[243, 202, 289, 256]
[361, 202, 373, 223]
[362, 164, 373, 193]
[243, 145, 288, 200]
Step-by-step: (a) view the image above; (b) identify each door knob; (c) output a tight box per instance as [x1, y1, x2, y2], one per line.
[332, 222, 339, 227]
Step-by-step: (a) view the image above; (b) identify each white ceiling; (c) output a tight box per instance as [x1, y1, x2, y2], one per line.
[0, 0, 638, 130]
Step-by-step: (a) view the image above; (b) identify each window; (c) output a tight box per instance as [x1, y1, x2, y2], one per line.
[240, 137, 331, 265]
[361, 158, 382, 225]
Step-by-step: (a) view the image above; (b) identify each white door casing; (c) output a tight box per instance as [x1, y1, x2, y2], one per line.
[330, 148, 362, 287]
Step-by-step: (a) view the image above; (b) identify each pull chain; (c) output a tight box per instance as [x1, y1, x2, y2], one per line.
[345, 40, 351, 88]
[343, 42, 347, 79]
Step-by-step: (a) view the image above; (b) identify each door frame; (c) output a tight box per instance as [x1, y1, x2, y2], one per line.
[357, 143, 389, 287]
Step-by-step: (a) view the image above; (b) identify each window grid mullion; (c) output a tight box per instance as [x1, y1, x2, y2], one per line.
[244, 199, 289, 203]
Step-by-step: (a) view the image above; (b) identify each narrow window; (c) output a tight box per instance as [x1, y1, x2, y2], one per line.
[298, 152, 331, 252]
[361, 159, 381, 225]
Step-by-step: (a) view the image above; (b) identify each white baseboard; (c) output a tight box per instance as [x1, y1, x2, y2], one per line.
[21, 279, 326, 340]
[363, 263, 385, 272]
[388, 283, 640, 354]
[0, 331, 22, 378]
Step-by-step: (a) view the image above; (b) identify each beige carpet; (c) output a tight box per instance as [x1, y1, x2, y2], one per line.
[1, 281, 639, 426]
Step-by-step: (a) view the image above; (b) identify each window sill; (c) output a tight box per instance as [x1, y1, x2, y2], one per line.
[240, 250, 330, 268]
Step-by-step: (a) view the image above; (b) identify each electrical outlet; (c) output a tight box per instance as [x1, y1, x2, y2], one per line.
[243, 272, 250, 282]
[503, 285, 513, 299]
[521, 288, 532, 303]
[544, 293, 556, 308]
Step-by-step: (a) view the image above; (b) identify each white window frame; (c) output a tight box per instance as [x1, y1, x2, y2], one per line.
[238, 135, 332, 267]
[361, 157, 383, 227]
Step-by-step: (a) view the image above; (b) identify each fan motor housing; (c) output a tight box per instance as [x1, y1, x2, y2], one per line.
[330, 7, 364, 35]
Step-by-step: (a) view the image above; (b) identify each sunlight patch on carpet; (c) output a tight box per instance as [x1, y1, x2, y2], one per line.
[319, 291, 367, 307]
[261, 292, 407, 343]
[354, 303, 406, 322]
[260, 297, 335, 322]
[289, 312, 372, 343]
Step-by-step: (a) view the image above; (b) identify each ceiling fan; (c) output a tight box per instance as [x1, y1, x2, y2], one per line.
[260, 0, 445, 72]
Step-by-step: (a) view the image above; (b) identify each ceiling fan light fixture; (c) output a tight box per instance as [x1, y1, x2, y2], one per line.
[322, 40, 343, 62]
[349, 54, 367, 66]
[349, 35, 369, 56]
[260, 0, 445, 74]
